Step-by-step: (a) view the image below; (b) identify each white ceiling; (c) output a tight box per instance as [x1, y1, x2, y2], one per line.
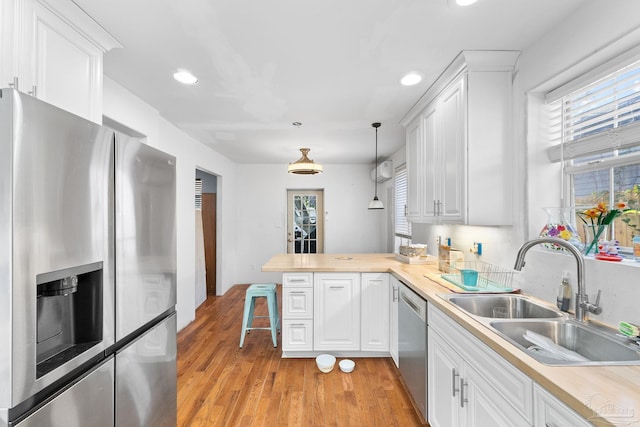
[73, 0, 586, 165]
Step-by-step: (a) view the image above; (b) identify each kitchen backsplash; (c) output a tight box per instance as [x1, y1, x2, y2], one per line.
[410, 223, 640, 328]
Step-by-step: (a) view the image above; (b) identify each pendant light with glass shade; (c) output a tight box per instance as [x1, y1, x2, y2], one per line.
[287, 122, 323, 175]
[368, 122, 384, 210]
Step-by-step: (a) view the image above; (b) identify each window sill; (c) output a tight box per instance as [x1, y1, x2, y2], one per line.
[583, 254, 640, 268]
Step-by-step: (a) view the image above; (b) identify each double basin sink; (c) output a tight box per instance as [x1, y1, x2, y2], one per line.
[441, 294, 640, 366]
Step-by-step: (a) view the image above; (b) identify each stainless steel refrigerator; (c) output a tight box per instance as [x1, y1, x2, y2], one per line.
[113, 133, 177, 427]
[0, 89, 177, 426]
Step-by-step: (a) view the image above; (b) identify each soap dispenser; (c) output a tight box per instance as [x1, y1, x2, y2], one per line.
[557, 276, 571, 312]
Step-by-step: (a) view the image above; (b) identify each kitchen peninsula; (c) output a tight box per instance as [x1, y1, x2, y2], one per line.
[263, 253, 640, 427]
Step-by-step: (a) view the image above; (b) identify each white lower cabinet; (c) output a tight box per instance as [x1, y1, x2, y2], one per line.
[533, 384, 593, 427]
[428, 306, 531, 427]
[314, 273, 361, 351]
[281, 272, 391, 355]
[361, 273, 390, 352]
[389, 276, 400, 367]
[282, 273, 313, 352]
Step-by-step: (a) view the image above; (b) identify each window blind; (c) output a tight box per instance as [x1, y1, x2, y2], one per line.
[394, 166, 411, 238]
[195, 179, 202, 210]
[547, 59, 640, 162]
[545, 56, 640, 249]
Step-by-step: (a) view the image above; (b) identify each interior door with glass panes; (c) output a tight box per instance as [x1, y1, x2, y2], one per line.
[287, 190, 324, 253]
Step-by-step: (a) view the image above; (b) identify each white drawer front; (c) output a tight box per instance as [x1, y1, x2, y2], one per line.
[282, 320, 313, 351]
[283, 288, 313, 319]
[283, 273, 313, 287]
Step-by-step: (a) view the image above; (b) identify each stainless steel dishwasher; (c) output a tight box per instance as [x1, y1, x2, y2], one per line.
[398, 282, 428, 420]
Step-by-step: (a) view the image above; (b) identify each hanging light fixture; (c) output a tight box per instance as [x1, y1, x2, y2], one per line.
[368, 122, 384, 210]
[287, 122, 323, 175]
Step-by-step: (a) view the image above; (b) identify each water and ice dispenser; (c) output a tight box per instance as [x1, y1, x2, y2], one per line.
[36, 262, 104, 378]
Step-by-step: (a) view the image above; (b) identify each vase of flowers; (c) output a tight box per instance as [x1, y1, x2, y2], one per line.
[538, 207, 583, 252]
[577, 202, 629, 255]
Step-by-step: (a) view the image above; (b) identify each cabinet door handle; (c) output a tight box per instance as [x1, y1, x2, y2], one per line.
[8, 76, 19, 91]
[433, 200, 437, 216]
[289, 291, 306, 294]
[393, 287, 398, 302]
[545, 423, 558, 427]
[28, 85, 37, 98]
[329, 285, 345, 289]
[459, 377, 468, 408]
[290, 323, 305, 327]
[452, 369, 460, 397]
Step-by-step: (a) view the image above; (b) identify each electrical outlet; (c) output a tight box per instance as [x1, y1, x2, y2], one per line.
[470, 242, 483, 256]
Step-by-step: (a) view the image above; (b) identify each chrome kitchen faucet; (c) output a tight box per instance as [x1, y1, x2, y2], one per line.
[513, 237, 602, 322]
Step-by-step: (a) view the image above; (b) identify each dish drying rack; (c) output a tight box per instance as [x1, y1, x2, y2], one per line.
[440, 261, 518, 292]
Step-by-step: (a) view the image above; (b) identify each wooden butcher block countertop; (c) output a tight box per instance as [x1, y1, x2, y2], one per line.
[263, 253, 640, 427]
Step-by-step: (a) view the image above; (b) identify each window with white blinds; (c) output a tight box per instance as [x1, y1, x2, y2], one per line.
[394, 166, 411, 238]
[547, 58, 640, 162]
[546, 57, 640, 249]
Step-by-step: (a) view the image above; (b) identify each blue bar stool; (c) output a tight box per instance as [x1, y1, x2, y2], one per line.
[239, 283, 280, 348]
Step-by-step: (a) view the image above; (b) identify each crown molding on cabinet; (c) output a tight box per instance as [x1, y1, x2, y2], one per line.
[400, 50, 521, 128]
[37, 0, 122, 51]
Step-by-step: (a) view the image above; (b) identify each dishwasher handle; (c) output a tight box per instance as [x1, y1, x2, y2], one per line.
[399, 289, 426, 322]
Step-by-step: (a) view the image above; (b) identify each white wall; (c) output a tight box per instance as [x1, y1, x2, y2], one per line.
[409, 1, 640, 328]
[103, 77, 239, 331]
[236, 163, 388, 285]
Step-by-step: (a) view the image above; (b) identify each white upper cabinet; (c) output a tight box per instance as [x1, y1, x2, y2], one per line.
[402, 50, 519, 226]
[1, 0, 121, 122]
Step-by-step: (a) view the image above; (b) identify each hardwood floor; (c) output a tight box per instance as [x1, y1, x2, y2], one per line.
[177, 284, 427, 426]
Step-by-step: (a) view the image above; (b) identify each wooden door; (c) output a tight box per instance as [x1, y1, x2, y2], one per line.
[202, 193, 217, 295]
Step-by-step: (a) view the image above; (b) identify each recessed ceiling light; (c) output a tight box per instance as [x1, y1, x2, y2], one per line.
[400, 72, 423, 86]
[456, 0, 478, 5]
[173, 70, 199, 85]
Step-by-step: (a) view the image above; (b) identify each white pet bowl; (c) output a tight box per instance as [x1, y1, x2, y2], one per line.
[339, 359, 355, 373]
[315, 354, 336, 373]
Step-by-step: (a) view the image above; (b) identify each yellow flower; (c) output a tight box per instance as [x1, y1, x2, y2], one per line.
[596, 202, 608, 213]
[583, 208, 600, 219]
[559, 229, 572, 240]
[615, 201, 628, 210]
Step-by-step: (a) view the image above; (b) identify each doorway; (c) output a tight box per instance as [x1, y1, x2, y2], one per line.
[196, 169, 218, 298]
[202, 193, 216, 295]
[287, 190, 324, 254]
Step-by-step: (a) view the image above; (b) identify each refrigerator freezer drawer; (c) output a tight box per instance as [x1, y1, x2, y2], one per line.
[15, 358, 114, 427]
[116, 313, 177, 427]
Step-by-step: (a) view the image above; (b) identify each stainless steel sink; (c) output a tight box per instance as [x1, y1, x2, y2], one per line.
[443, 294, 563, 319]
[490, 319, 640, 366]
